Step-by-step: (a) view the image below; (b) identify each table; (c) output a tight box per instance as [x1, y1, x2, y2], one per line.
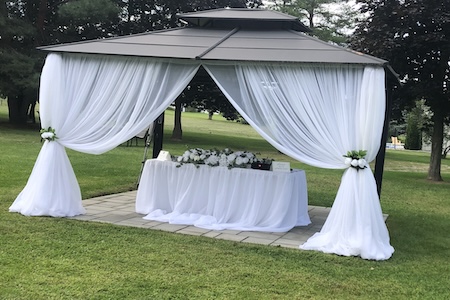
[136, 159, 310, 232]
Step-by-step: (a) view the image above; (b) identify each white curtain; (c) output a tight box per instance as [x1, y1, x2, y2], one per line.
[204, 63, 394, 260]
[9, 53, 199, 217]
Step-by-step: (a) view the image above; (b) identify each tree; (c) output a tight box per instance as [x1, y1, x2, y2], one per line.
[0, 0, 124, 125]
[350, 0, 450, 181]
[55, 0, 121, 43]
[404, 102, 423, 150]
[267, 0, 360, 44]
[0, 1, 41, 124]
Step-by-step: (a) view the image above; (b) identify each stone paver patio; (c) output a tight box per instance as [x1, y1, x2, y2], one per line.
[70, 191, 386, 250]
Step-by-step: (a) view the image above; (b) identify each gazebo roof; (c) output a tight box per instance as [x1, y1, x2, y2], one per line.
[38, 8, 387, 65]
[177, 8, 310, 31]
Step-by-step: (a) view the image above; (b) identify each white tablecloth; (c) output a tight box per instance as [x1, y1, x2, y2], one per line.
[136, 159, 310, 232]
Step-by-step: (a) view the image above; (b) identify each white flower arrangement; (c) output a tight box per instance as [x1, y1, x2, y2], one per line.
[173, 148, 264, 169]
[343, 150, 368, 170]
[40, 127, 57, 142]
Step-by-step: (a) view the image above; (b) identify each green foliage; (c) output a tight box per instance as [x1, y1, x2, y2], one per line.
[351, 0, 450, 180]
[343, 150, 367, 159]
[352, 0, 450, 117]
[56, 0, 122, 43]
[269, 0, 358, 44]
[404, 109, 422, 150]
[181, 68, 239, 121]
[58, 0, 120, 22]
[0, 50, 40, 95]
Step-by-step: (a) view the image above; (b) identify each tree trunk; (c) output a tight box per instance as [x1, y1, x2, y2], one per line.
[208, 110, 213, 120]
[28, 101, 37, 124]
[171, 98, 182, 140]
[308, 9, 314, 29]
[7, 94, 29, 125]
[443, 146, 450, 159]
[427, 109, 444, 181]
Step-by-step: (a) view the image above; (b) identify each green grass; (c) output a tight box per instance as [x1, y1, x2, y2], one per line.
[1, 107, 449, 299]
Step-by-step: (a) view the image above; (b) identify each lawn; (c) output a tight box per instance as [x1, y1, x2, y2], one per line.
[0, 106, 449, 299]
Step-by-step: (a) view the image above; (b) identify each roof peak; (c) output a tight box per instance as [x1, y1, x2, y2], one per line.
[177, 8, 310, 32]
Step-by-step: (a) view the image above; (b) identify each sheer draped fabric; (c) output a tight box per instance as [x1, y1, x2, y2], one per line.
[9, 53, 199, 217]
[205, 63, 394, 260]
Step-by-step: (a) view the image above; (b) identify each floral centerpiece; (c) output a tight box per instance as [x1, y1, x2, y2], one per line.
[172, 148, 271, 169]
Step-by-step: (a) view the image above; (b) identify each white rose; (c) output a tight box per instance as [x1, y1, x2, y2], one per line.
[351, 159, 359, 167]
[206, 156, 219, 166]
[200, 154, 206, 160]
[183, 156, 189, 162]
[41, 132, 55, 139]
[344, 157, 352, 166]
[358, 159, 367, 169]
[235, 157, 243, 165]
[243, 157, 249, 164]
[193, 155, 200, 161]
[219, 157, 227, 166]
[227, 154, 236, 162]
[177, 156, 183, 162]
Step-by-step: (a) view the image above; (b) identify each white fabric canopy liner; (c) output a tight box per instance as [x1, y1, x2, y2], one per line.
[204, 63, 394, 260]
[10, 52, 394, 260]
[9, 53, 199, 216]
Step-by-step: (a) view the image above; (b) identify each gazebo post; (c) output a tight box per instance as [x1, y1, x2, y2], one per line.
[374, 74, 393, 197]
[152, 112, 165, 158]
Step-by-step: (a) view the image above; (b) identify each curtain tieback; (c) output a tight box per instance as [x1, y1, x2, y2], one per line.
[40, 127, 58, 142]
[343, 150, 368, 170]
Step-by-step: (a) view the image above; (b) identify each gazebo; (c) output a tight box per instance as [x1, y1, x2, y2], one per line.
[10, 8, 395, 260]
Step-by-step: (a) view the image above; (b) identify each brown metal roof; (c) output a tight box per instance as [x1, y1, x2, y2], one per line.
[38, 8, 387, 65]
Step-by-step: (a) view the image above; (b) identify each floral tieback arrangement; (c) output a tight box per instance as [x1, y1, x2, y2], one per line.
[344, 150, 368, 170]
[40, 127, 57, 141]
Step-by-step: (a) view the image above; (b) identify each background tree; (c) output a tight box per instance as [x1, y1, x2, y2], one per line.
[0, 1, 41, 124]
[404, 102, 423, 150]
[0, 0, 123, 125]
[55, 0, 122, 43]
[267, 0, 360, 44]
[350, 0, 450, 181]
